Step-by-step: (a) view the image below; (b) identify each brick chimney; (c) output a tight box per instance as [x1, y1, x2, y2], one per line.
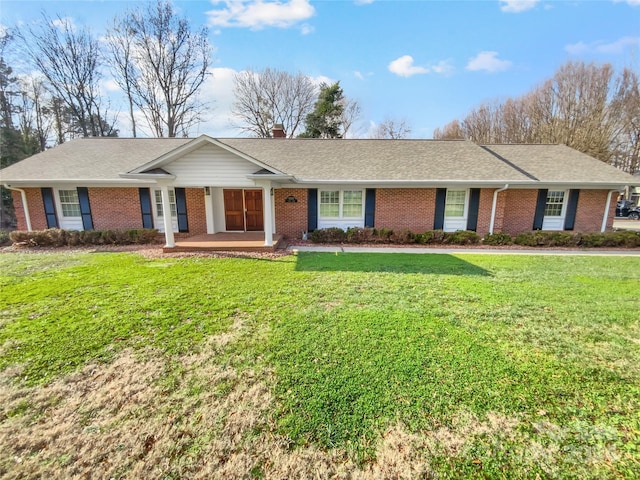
[272, 124, 286, 138]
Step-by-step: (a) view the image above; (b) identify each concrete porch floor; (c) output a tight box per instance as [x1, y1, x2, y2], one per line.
[163, 232, 285, 253]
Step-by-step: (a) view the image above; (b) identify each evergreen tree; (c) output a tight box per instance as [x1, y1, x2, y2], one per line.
[300, 82, 345, 138]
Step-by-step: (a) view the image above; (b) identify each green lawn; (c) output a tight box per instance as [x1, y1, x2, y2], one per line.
[1, 250, 639, 478]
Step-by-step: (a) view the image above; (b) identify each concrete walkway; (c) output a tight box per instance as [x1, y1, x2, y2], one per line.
[288, 245, 640, 256]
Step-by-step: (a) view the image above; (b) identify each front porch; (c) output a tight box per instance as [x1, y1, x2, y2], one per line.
[163, 232, 285, 253]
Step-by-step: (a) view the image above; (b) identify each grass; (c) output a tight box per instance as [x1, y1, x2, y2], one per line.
[0, 250, 639, 478]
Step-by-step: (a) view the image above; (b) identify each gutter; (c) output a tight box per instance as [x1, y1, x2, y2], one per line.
[489, 184, 509, 235]
[3, 184, 32, 231]
[601, 189, 621, 233]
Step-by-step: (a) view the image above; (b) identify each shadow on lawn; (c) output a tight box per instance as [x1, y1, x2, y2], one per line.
[294, 252, 490, 276]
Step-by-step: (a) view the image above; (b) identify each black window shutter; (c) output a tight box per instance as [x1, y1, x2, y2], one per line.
[77, 187, 93, 230]
[175, 187, 189, 233]
[364, 189, 376, 228]
[308, 189, 318, 232]
[433, 188, 446, 230]
[533, 189, 548, 230]
[139, 188, 154, 229]
[564, 189, 580, 231]
[466, 188, 481, 231]
[41, 187, 58, 228]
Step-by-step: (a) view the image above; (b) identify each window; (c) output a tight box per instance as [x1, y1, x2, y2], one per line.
[319, 190, 363, 218]
[445, 190, 466, 217]
[320, 191, 340, 217]
[154, 189, 177, 218]
[58, 189, 81, 217]
[544, 191, 565, 217]
[342, 190, 363, 217]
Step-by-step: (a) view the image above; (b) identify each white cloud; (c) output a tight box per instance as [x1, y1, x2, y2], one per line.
[500, 0, 539, 13]
[51, 17, 76, 31]
[300, 23, 314, 35]
[388, 56, 454, 77]
[354, 71, 373, 80]
[388, 55, 429, 77]
[431, 59, 454, 76]
[355, 0, 375, 5]
[613, 0, 640, 5]
[565, 36, 640, 55]
[207, 0, 316, 30]
[466, 51, 512, 73]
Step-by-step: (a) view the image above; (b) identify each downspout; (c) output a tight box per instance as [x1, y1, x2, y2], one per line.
[4, 185, 32, 231]
[601, 189, 620, 233]
[489, 184, 509, 235]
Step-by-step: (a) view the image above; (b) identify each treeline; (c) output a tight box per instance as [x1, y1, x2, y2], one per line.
[433, 61, 639, 174]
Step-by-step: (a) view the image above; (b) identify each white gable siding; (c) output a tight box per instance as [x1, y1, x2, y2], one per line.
[164, 144, 261, 187]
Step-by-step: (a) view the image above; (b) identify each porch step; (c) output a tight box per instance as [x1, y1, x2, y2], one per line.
[163, 233, 285, 253]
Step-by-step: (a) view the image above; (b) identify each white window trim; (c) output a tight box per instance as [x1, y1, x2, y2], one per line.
[318, 189, 365, 220]
[443, 189, 469, 232]
[153, 188, 178, 233]
[54, 188, 84, 231]
[542, 189, 569, 231]
[444, 189, 469, 219]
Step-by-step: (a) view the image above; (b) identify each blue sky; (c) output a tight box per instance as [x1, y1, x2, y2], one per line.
[1, 0, 639, 138]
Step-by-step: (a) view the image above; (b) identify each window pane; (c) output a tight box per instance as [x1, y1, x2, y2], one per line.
[320, 191, 339, 204]
[445, 190, 466, 217]
[320, 190, 340, 217]
[154, 189, 177, 218]
[320, 204, 340, 217]
[544, 191, 565, 217]
[59, 189, 81, 217]
[342, 190, 362, 217]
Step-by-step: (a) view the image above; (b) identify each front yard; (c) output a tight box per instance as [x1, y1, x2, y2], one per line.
[0, 250, 639, 478]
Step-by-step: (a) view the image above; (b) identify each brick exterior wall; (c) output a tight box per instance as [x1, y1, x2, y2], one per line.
[13, 185, 617, 237]
[275, 188, 308, 239]
[500, 189, 539, 235]
[375, 188, 437, 232]
[12, 188, 47, 231]
[475, 189, 496, 236]
[574, 190, 613, 232]
[89, 188, 143, 230]
[184, 188, 207, 235]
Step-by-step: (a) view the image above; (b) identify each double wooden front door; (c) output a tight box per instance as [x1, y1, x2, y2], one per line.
[223, 189, 264, 231]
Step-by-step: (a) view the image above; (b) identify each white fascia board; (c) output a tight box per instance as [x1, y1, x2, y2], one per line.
[119, 172, 176, 180]
[3, 179, 159, 187]
[289, 179, 533, 188]
[128, 135, 286, 176]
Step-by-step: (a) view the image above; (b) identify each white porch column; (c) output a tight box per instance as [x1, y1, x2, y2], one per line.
[261, 182, 274, 246]
[160, 184, 176, 248]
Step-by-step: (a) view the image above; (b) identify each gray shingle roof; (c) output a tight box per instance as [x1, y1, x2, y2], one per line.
[0, 137, 189, 183]
[481, 144, 634, 184]
[218, 138, 531, 183]
[0, 136, 634, 187]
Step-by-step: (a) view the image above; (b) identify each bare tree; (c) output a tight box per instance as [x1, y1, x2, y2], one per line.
[433, 60, 638, 171]
[232, 68, 316, 138]
[107, 0, 212, 137]
[372, 117, 412, 139]
[18, 75, 53, 151]
[21, 14, 114, 138]
[340, 98, 361, 138]
[433, 120, 464, 140]
[105, 21, 137, 137]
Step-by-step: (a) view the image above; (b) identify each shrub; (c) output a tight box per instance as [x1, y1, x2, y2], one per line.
[373, 228, 393, 243]
[345, 227, 376, 244]
[483, 232, 513, 246]
[8, 228, 159, 247]
[389, 229, 415, 244]
[310, 227, 347, 243]
[443, 230, 481, 245]
[0, 230, 11, 246]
